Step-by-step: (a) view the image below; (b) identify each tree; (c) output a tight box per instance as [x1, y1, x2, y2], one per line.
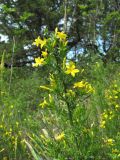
[0, 0, 120, 67]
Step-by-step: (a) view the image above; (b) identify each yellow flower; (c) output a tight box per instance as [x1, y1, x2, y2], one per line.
[73, 81, 94, 93]
[73, 81, 85, 88]
[32, 57, 45, 67]
[55, 132, 65, 141]
[100, 120, 106, 128]
[57, 31, 67, 41]
[105, 138, 114, 146]
[39, 98, 48, 108]
[33, 36, 47, 48]
[40, 39, 47, 49]
[65, 62, 79, 77]
[55, 28, 67, 41]
[32, 36, 41, 47]
[42, 50, 48, 58]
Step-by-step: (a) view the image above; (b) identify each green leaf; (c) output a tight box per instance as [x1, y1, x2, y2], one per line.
[24, 139, 42, 160]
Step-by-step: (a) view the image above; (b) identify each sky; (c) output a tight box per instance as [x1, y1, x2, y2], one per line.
[0, 34, 9, 43]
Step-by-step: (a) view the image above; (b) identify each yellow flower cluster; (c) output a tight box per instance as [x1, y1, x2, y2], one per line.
[105, 83, 120, 110]
[0, 104, 26, 157]
[32, 28, 68, 68]
[73, 81, 94, 93]
[0, 122, 22, 154]
[32, 36, 48, 67]
[100, 110, 114, 128]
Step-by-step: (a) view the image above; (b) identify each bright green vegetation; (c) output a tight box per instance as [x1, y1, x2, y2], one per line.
[0, 29, 120, 160]
[0, 0, 120, 159]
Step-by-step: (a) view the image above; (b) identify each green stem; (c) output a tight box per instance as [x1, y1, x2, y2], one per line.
[54, 52, 82, 157]
[65, 100, 80, 154]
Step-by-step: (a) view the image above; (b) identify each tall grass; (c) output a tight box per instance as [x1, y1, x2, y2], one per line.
[0, 58, 119, 160]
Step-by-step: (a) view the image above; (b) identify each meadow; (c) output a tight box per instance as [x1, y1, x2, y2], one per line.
[0, 29, 120, 160]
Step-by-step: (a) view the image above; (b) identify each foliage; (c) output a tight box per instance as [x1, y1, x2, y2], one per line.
[0, 0, 120, 67]
[1, 29, 120, 160]
[0, 1, 120, 159]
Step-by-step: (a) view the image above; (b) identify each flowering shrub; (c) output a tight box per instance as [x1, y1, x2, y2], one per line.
[26, 29, 102, 159]
[0, 29, 120, 160]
